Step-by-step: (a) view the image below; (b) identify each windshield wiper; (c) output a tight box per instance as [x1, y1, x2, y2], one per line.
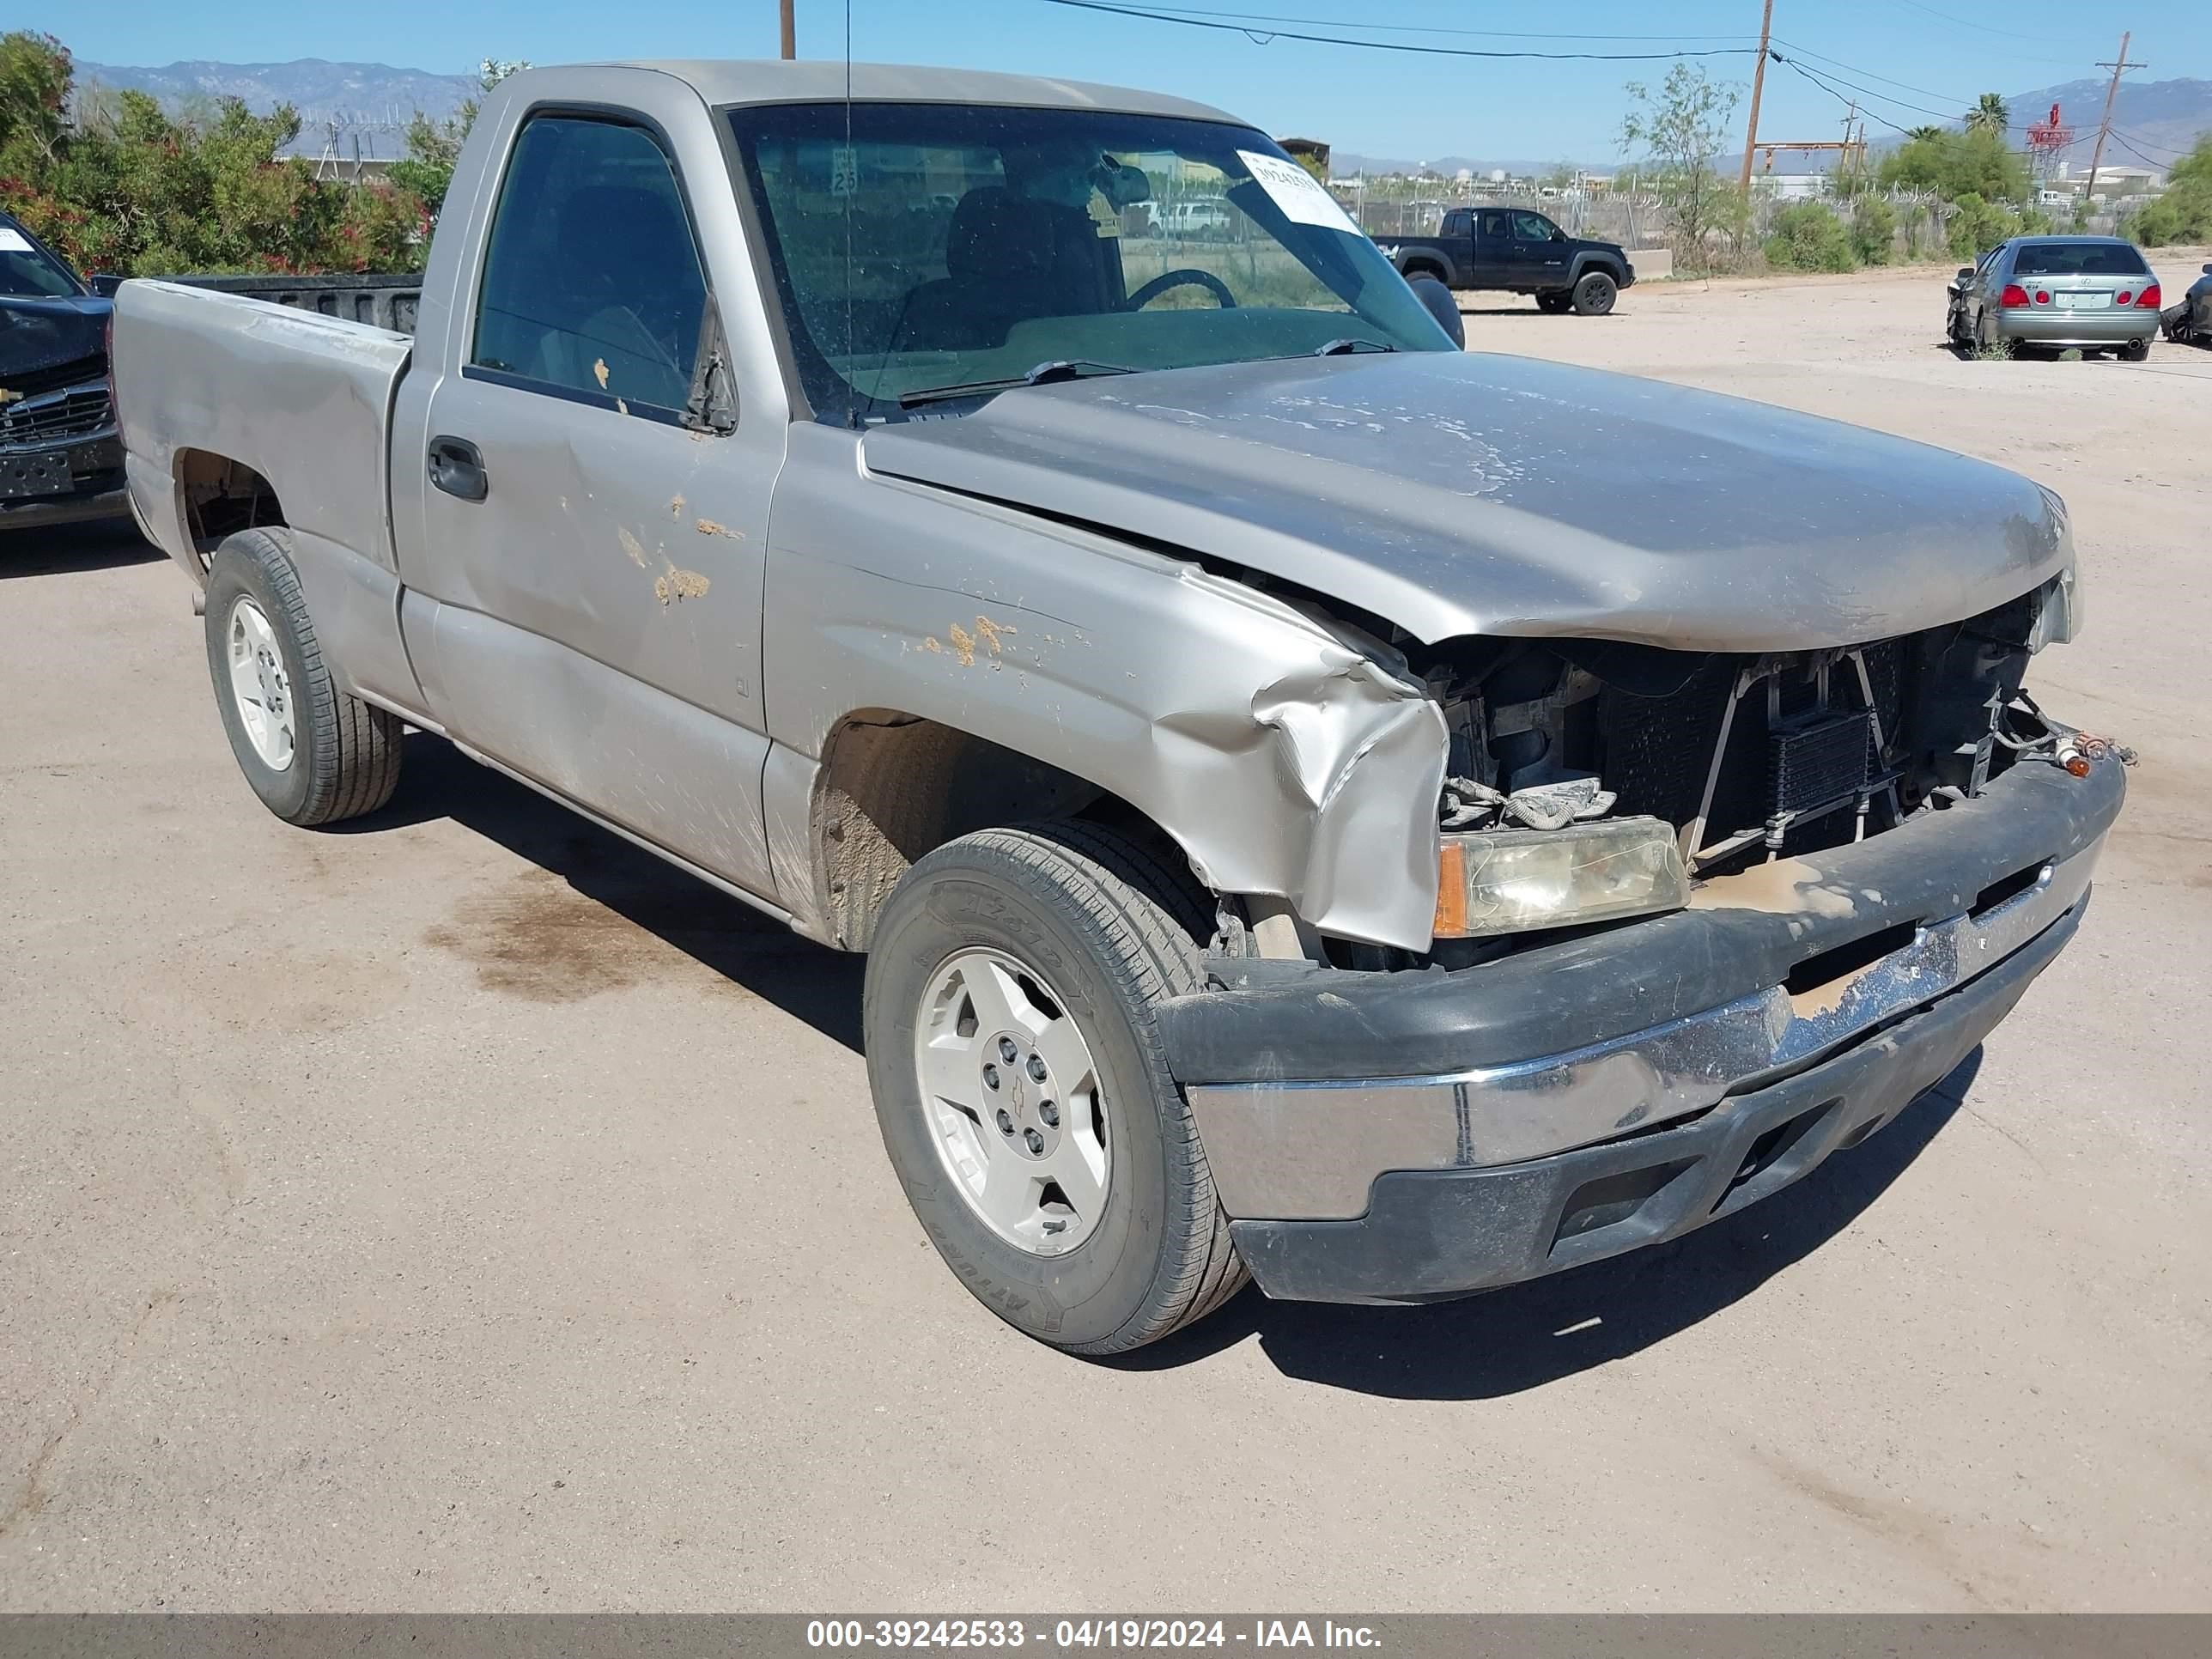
[897, 358, 1137, 408]
[1312, 337, 1397, 356]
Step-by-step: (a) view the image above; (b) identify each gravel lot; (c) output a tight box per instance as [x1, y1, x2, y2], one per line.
[3, 253, 2208, 1613]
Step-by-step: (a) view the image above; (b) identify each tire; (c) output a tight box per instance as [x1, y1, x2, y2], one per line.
[1976, 314, 2015, 359]
[1570, 270, 1618, 316]
[203, 526, 402, 826]
[1536, 292, 1572, 314]
[2118, 336, 2151, 362]
[862, 821, 1248, 1354]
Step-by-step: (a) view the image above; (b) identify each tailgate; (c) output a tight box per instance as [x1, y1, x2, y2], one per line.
[112, 280, 412, 579]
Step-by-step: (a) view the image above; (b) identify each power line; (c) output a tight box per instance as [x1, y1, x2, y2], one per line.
[1034, 0, 1770, 59]
[1769, 38, 1978, 108]
[2107, 125, 2196, 159]
[1875, 0, 2103, 49]
[1776, 57, 1925, 140]
[1063, 3, 1761, 40]
[1771, 52, 1965, 126]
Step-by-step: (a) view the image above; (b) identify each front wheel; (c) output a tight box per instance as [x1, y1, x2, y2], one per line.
[862, 823, 1248, 1353]
[1570, 270, 1618, 316]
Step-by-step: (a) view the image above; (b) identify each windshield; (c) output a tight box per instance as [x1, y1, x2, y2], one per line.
[725, 102, 1452, 419]
[2012, 241, 2149, 277]
[0, 223, 84, 299]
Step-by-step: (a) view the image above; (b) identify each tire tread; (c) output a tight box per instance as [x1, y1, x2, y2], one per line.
[208, 527, 400, 827]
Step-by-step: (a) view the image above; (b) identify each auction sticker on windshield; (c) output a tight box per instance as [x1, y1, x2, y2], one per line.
[0, 228, 34, 253]
[1237, 150, 1357, 233]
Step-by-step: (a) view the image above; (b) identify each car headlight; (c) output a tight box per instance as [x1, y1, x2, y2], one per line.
[1433, 817, 1690, 939]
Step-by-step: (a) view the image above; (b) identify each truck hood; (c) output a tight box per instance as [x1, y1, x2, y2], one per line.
[0, 293, 110, 390]
[861, 350, 2070, 651]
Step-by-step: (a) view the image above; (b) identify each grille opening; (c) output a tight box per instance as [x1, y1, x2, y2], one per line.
[1711, 1103, 1833, 1214]
[1783, 921, 1921, 1000]
[1553, 1159, 1696, 1247]
[1972, 861, 2048, 918]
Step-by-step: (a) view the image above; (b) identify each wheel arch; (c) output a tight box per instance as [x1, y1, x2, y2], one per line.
[173, 449, 289, 576]
[795, 708, 1206, 952]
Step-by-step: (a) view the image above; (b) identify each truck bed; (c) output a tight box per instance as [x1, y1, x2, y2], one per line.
[111, 280, 412, 582]
[92, 271, 422, 336]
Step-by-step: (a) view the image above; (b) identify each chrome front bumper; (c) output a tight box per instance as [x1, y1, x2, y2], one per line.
[1186, 826, 2105, 1224]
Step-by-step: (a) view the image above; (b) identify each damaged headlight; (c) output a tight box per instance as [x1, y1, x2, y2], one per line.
[1433, 817, 1690, 939]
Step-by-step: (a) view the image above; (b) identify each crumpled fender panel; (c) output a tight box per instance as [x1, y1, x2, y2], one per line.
[766, 424, 1449, 950]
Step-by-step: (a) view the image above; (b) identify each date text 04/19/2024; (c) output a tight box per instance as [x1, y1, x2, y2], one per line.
[804, 1620, 1383, 1650]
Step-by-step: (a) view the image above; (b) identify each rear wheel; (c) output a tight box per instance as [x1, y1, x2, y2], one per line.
[1570, 270, 1618, 316]
[862, 822, 1247, 1354]
[1976, 313, 2015, 359]
[203, 527, 402, 826]
[1536, 291, 1572, 314]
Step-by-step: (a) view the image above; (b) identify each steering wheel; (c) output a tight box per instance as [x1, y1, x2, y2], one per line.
[1125, 268, 1237, 311]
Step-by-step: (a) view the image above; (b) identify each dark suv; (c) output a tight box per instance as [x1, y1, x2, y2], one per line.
[1379, 205, 1634, 316]
[1, 211, 127, 531]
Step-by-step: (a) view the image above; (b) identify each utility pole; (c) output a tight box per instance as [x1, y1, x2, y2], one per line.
[780, 0, 796, 59]
[1738, 0, 1776, 195]
[2082, 32, 2145, 203]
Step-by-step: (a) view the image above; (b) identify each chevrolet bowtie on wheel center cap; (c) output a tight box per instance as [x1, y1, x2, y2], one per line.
[915, 948, 1108, 1255]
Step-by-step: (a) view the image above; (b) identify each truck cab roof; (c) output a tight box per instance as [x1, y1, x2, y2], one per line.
[556, 59, 1239, 124]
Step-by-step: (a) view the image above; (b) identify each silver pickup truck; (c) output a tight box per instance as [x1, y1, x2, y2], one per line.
[112, 61, 2126, 1354]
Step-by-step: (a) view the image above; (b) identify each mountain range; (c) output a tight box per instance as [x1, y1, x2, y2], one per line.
[77, 58, 477, 159]
[69, 58, 2212, 174]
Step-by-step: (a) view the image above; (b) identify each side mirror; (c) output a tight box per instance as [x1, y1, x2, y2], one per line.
[1405, 272, 1465, 349]
[1956, 266, 1977, 282]
[2201, 263, 2212, 275]
[684, 301, 739, 435]
[1100, 161, 1152, 209]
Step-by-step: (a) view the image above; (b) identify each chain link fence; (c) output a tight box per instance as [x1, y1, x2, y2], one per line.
[1338, 176, 2148, 270]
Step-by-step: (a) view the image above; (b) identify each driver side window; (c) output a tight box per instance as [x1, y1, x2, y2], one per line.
[1512, 211, 1556, 241]
[471, 113, 708, 416]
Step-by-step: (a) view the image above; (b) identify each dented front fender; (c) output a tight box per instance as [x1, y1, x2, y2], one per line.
[765, 424, 1448, 950]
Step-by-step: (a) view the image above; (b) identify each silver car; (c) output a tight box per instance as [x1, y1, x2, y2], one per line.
[1948, 235, 2162, 358]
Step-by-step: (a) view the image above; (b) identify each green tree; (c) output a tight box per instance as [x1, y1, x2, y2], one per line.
[1764, 200, 1856, 271]
[1944, 191, 2024, 260]
[1619, 63, 1743, 274]
[1905, 125, 1945, 143]
[1878, 125, 2029, 204]
[0, 28, 70, 167]
[0, 29, 424, 276]
[1966, 94, 2010, 136]
[1850, 193, 1896, 264]
[2122, 133, 2212, 245]
[389, 58, 528, 220]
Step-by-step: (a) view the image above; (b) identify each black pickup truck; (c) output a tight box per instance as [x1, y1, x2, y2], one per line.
[1377, 205, 1634, 315]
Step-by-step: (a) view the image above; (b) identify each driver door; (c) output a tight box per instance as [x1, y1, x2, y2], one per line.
[1509, 211, 1569, 288]
[405, 107, 782, 899]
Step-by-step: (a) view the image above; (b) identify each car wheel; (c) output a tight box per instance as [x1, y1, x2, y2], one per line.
[1976, 314, 2015, 359]
[1570, 270, 1618, 316]
[1536, 292, 1572, 314]
[862, 821, 1248, 1354]
[2119, 336, 2151, 362]
[203, 526, 403, 826]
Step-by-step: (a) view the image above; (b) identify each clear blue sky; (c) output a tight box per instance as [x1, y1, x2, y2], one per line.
[18, 1, 2209, 162]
